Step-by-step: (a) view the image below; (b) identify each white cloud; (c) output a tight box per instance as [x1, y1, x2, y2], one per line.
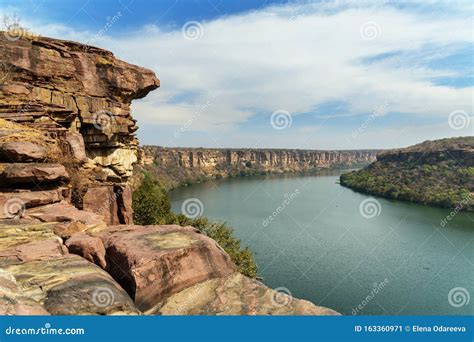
[2, 1, 472, 148]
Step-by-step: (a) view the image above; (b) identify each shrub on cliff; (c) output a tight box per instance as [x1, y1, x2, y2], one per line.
[168, 215, 258, 278]
[132, 173, 173, 225]
[132, 173, 258, 278]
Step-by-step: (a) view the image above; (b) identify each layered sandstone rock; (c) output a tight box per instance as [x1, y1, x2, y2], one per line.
[143, 146, 379, 189]
[0, 34, 159, 223]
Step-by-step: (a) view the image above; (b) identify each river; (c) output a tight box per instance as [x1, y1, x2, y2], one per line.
[169, 171, 473, 315]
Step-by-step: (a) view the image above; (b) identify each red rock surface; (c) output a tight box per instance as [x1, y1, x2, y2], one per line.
[82, 185, 133, 225]
[1, 163, 69, 185]
[0, 142, 47, 162]
[94, 225, 236, 311]
[25, 201, 106, 229]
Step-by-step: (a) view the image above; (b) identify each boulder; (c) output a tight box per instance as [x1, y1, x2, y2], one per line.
[147, 272, 340, 316]
[1, 163, 69, 185]
[66, 232, 107, 269]
[0, 142, 47, 162]
[94, 225, 236, 311]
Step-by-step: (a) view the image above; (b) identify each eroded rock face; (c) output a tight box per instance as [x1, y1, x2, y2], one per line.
[94, 225, 236, 311]
[0, 34, 160, 223]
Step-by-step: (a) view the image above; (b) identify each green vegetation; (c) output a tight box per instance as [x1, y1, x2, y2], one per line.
[340, 137, 473, 211]
[132, 173, 174, 224]
[133, 173, 258, 278]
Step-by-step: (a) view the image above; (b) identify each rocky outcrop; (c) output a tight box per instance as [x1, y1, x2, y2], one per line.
[0, 35, 339, 316]
[0, 34, 159, 224]
[0, 218, 338, 315]
[143, 146, 379, 189]
[94, 225, 236, 311]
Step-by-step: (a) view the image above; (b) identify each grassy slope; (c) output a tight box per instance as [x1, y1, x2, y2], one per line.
[340, 137, 473, 211]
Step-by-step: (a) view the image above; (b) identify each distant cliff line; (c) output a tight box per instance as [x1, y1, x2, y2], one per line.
[142, 146, 380, 190]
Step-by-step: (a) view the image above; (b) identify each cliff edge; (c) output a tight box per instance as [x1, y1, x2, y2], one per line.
[0, 34, 338, 315]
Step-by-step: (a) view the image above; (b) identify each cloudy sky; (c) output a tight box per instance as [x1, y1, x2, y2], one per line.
[2, 0, 473, 149]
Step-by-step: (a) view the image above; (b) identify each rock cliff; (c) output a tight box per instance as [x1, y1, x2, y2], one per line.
[0, 35, 339, 315]
[1, 34, 159, 224]
[143, 146, 379, 189]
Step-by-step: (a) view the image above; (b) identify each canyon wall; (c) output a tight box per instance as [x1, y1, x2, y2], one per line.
[143, 146, 379, 189]
[0, 34, 338, 315]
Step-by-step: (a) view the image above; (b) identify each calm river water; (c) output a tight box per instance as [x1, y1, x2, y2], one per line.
[169, 171, 473, 315]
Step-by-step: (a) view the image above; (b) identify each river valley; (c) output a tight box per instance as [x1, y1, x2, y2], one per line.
[170, 171, 474, 315]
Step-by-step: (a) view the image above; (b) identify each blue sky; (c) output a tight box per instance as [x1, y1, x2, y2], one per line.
[2, 0, 473, 149]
